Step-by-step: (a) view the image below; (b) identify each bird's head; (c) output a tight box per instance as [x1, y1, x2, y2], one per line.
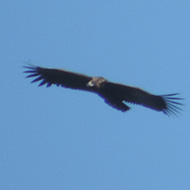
[87, 77, 107, 88]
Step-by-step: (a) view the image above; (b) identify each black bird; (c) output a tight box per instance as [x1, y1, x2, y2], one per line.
[24, 65, 183, 115]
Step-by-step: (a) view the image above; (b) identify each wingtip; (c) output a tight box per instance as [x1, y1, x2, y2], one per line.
[162, 93, 184, 117]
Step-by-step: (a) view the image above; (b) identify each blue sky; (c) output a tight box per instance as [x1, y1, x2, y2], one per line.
[1, 1, 190, 189]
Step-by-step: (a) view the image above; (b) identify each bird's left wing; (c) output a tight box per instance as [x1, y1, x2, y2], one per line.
[102, 81, 183, 115]
[24, 65, 92, 91]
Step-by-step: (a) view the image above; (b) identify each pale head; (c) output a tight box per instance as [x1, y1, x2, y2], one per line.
[87, 77, 107, 88]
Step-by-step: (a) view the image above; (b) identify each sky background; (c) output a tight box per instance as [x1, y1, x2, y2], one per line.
[1, 0, 190, 189]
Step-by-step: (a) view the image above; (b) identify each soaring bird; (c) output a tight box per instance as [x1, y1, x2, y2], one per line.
[24, 65, 182, 115]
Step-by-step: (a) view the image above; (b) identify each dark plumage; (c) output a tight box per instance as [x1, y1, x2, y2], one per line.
[24, 65, 183, 115]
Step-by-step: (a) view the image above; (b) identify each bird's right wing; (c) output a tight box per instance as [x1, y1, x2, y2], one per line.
[24, 65, 92, 91]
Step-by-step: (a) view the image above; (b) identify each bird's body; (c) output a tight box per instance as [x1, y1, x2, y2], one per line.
[24, 65, 182, 115]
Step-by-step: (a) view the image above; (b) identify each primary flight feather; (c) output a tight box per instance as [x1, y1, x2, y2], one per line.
[24, 65, 183, 115]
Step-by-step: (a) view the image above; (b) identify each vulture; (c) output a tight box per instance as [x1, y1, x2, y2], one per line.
[24, 65, 183, 116]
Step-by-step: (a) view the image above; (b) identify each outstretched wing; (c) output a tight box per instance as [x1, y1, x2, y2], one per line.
[24, 65, 92, 91]
[101, 82, 183, 115]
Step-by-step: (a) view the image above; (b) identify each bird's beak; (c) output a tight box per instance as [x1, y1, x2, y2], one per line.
[87, 81, 94, 87]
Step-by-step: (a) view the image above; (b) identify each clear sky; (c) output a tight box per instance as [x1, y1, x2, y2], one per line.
[1, 1, 190, 189]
